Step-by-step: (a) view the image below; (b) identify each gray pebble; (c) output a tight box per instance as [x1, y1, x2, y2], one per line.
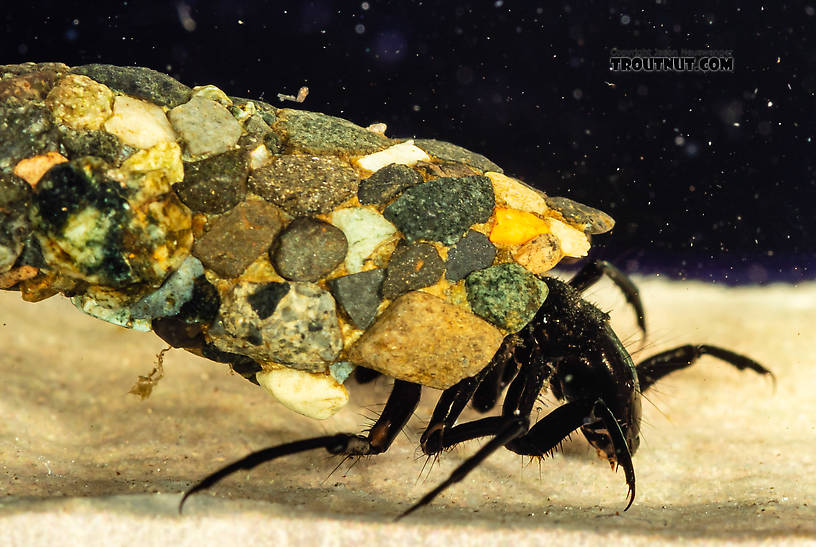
[445, 230, 497, 282]
[169, 96, 243, 157]
[276, 109, 392, 155]
[545, 196, 616, 234]
[272, 217, 348, 282]
[357, 163, 424, 205]
[382, 243, 444, 299]
[71, 64, 192, 108]
[327, 268, 385, 329]
[383, 175, 495, 245]
[414, 138, 503, 173]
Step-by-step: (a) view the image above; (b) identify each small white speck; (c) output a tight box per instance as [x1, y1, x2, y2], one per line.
[767, 100, 773, 107]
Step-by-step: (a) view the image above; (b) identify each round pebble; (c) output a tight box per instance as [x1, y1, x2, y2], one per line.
[272, 217, 348, 282]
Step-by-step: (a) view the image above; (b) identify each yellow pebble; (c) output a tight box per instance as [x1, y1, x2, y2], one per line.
[489, 207, 550, 245]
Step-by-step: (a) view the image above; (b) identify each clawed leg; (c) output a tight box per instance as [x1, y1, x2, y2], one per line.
[179, 379, 421, 512]
[637, 344, 774, 392]
[569, 259, 647, 336]
[402, 398, 635, 518]
[399, 415, 530, 519]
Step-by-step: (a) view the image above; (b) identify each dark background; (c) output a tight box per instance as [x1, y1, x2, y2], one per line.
[2, 1, 813, 284]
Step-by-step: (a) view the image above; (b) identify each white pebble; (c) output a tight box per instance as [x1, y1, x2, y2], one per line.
[256, 367, 349, 420]
[355, 140, 430, 172]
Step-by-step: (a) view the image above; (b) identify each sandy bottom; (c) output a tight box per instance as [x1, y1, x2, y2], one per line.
[1, 276, 814, 546]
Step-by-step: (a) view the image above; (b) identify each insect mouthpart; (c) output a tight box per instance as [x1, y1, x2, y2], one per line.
[582, 421, 640, 462]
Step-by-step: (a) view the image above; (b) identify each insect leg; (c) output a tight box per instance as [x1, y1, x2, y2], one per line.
[420, 364, 495, 454]
[405, 396, 617, 518]
[179, 379, 421, 513]
[472, 337, 520, 412]
[398, 415, 530, 520]
[501, 360, 552, 418]
[568, 259, 646, 336]
[353, 366, 381, 384]
[636, 344, 773, 392]
[504, 398, 636, 510]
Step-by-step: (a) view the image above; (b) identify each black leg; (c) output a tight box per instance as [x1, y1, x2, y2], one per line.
[420, 365, 494, 454]
[505, 398, 636, 511]
[637, 344, 773, 392]
[502, 362, 552, 418]
[402, 397, 637, 518]
[472, 337, 518, 412]
[353, 366, 381, 384]
[569, 259, 646, 336]
[398, 415, 530, 519]
[179, 380, 422, 512]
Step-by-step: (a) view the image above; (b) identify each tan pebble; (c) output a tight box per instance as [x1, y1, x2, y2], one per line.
[0, 265, 39, 289]
[190, 84, 233, 106]
[366, 122, 388, 135]
[486, 171, 549, 213]
[45, 74, 114, 130]
[13, 152, 68, 186]
[355, 140, 430, 172]
[104, 95, 177, 149]
[256, 367, 349, 420]
[512, 232, 563, 274]
[348, 291, 505, 389]
[547, 217, 590, 257]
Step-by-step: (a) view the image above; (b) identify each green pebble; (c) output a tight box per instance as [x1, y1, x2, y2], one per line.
[465, 263, 549, 333]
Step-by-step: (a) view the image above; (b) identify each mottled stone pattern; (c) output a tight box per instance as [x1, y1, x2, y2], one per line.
[0, 101, 60, 170]
[249, 155, 359, 215]
[0, 62, 616, 419]
[174, 149, 249, 214]
[465, 264, 550, 333]
[383, 175, 495, 244]
[0, 69, 60, 102]
[211, 281, 343, 372]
